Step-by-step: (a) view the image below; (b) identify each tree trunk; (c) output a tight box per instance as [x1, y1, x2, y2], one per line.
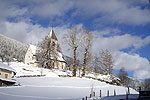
[109, 65, 110, 75]
[73, 47, 77, 76]
[82, 48, 88, 77]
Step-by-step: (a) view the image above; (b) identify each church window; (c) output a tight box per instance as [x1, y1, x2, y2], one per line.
[52, 42, 55, 47]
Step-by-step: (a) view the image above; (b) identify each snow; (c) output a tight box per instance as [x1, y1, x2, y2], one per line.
[0, 62, 139, 100]
[85, 73, 120, 84]
[57, 52, 65, 62]
[0, 77, 138, 100]
[9, 62, 70, 77]
[0, 78, 16, 83]
[29, 44, 36, 55]
[0, 62, 16, 73]
[86, 73, 96, 78]
[9, 62, 57, 77]
[97, 74, 113, 82]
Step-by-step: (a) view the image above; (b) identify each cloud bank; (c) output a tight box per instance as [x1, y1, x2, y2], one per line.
[0, 0, 150, 79]
[0, 0, 150, 25]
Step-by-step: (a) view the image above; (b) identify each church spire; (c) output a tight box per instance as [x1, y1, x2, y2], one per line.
[48, 29, 58, 41]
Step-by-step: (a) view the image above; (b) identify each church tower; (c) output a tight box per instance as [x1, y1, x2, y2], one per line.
[48, 29, 58, 51]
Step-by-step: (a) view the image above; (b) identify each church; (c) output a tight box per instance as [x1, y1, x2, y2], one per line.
[24, 29, 66, 70]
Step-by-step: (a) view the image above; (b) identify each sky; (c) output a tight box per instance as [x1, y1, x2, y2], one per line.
[0, 0, 150, 79]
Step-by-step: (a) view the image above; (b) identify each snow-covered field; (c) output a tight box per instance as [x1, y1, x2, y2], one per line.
[9, 62, 70, 77]
[0, 62, 138, 100]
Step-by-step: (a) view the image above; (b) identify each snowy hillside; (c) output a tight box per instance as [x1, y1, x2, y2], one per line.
[9, 62, 120, 84]
[9, 62, 71, 77]
[0, 77, 138, 100]
[0, 62, 138, 100]
[0, 34, 28, 61]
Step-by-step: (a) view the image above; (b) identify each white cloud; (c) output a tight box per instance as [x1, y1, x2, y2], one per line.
[134, 69, 150, 79]
[0, 21, 49, 44]
[92, 28, 121, 36]
[29, 0, 74, 17]
[111, 6, 150, 25]
[1, 0, 150, 26]
[113, 51, 150, 79]
[0, 0, 27, 21]
[74, 0, 150, 25]
[92, 33, 150, 53]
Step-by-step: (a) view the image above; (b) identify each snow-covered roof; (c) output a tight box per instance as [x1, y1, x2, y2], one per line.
[57, 52, 65, 62]
[29, 44, 36, 55]
[49, 52, 65, 62]
[0, 62, 16, 73]
[0, 78, 16, 83]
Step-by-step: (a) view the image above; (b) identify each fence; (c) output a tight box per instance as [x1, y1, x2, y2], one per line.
[82, 87, 131, 100]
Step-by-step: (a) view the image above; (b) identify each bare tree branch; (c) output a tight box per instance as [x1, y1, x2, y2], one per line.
[99, 49, 114, 75]
[63, 26, 83, 76]
[81, 28, 93, 76]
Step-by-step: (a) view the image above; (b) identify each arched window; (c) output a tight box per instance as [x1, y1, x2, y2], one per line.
[52, 41, 55, 47]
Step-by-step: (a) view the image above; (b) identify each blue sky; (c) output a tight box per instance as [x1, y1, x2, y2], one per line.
[0, 0, 150, 79]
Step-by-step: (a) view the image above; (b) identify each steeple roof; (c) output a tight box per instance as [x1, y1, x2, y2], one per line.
[48, 29, 58, 41]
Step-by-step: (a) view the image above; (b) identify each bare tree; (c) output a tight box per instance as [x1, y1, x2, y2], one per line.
[141, 79, 150, 91]
[118, 67, 129, 86]
[93, 56, 104, 74]
[63, 26, 83, 76]
[81, 28, 93, 77]
[99, 49, 114, 75]
[36, 35, 58, 69]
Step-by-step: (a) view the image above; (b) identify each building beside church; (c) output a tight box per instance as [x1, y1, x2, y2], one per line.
[0, 62, 16, 86]
[24, 44, 37, 67]
[24, 29, 66, 70]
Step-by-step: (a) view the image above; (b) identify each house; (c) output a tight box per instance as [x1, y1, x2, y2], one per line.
[0, 62, 16, 86]
[24, 44, 37, 67]
[24, 29, 66, 70]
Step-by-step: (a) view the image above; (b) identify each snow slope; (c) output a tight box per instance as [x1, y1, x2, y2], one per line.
[9, 62, 118, 83]
[0, 62, 138, 100]
[9, 62, 71, 77]
[0, 77, 138, 100]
